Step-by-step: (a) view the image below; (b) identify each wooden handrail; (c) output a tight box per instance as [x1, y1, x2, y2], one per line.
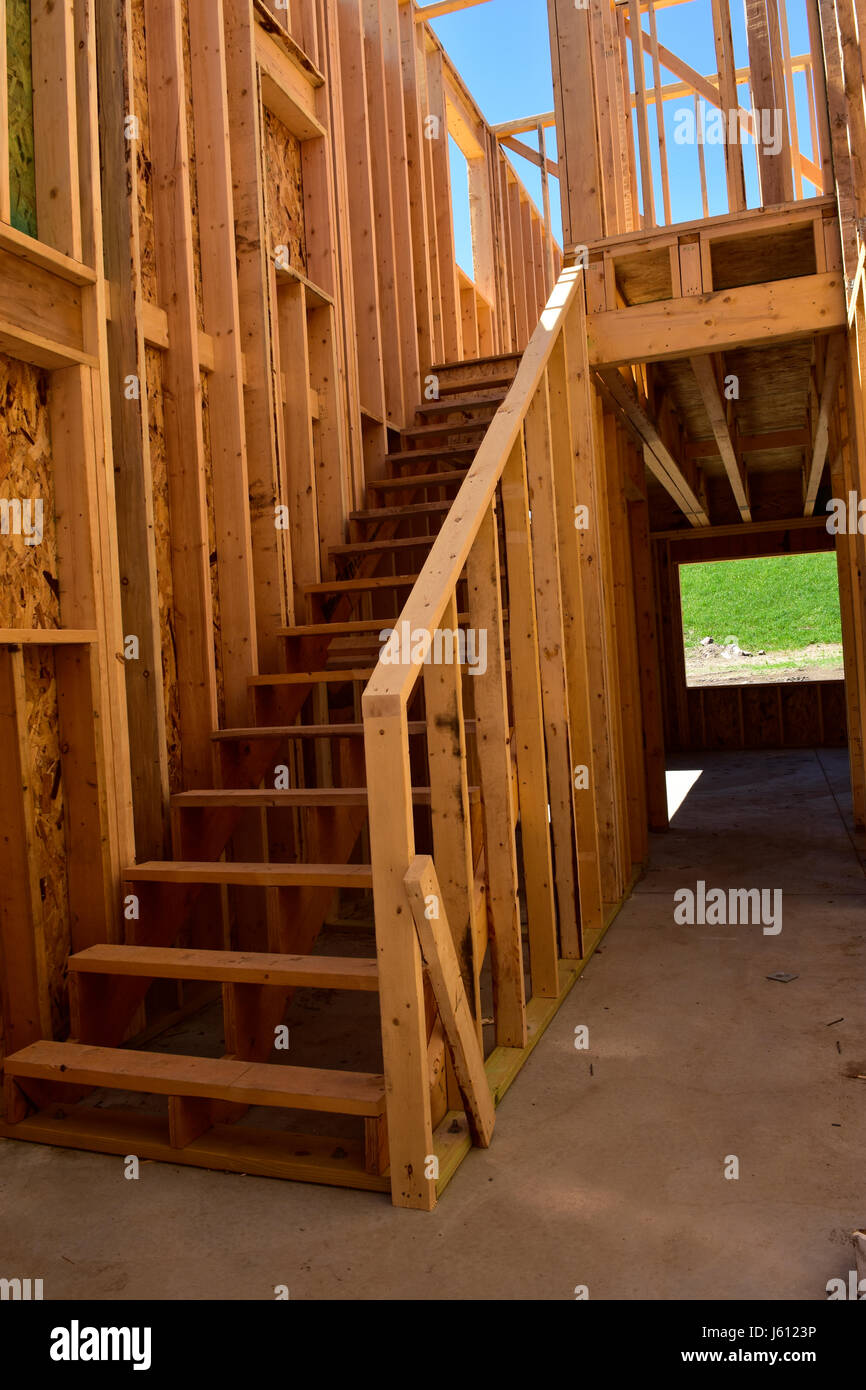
[362, 260, 587, 1208]
[362, 261, 584, 714]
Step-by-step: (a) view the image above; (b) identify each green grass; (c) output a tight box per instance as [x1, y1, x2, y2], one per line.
[679, 553, 842, 652]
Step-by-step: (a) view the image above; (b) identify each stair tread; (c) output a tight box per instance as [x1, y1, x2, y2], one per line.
[124, 861, 373, 888]
[430, 352, 521, 371]
[434, 375, 515, 395]
[367, 471, 466, 490]
[304, 574, 421, 593]
[415, 393, 505, 415]
[329, 535, 435, 556]
[172, 786, 479, 808]
[401, 420, 489, 439]
[6, 1041, 385, 1115]
[248, 668, 374, 685]
[211, 721, 447, 741]
[387, 445, 477, 464]
[276, 619, 397, 637]
[350, 502, 451, 521]
[69, 945, 380, 990]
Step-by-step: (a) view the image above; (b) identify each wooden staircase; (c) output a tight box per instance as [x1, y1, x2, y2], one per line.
[1, 354, 521, 1199]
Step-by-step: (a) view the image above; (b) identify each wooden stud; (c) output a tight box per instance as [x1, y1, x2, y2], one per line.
[524, 377, 581, 956]
[500, 435, 560, 997]
[422, 592, 483, 1027]
[465, 505, 527, 1042]
[405, 855, 495, 1146]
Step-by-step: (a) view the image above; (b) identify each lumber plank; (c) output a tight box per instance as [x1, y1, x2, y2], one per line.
[124, 861, 374, 888]
[405, 855, 495, 1146]
[465, 506, 527, 1044]
[6, 1041, 386, 1116]
[69, 944, 379, 991]
[588, 273, 847, 366]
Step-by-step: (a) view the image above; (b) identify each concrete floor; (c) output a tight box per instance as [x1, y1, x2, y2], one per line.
[2, 747, 864, 1300]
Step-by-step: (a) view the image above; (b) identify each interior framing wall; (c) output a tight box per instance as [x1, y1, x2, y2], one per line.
[0, 0, 562, 1077]
[0, 0, 136, 1092]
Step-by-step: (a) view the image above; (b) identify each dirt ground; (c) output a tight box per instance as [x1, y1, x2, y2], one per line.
[685, 641, 844, 687]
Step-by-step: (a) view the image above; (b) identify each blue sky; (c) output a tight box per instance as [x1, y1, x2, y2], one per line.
[418, 0, 818, 275]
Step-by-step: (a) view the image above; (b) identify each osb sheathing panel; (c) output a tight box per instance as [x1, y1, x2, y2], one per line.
[7, 0, 38, 236]
[132, 0, 205, 321]
[0, 355, 59, 628]
[131, 0, 158, 301]
[264, 108, 307, 273]
[23, 645, 70, 1039]
[146, 347, 183, 792]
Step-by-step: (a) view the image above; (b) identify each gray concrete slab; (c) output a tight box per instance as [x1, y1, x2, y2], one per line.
[1, 749, 864, 1300]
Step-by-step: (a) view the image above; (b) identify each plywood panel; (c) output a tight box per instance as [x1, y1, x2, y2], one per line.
[0, 354, 59, 627]
[263, 108, 307, 273]
[22, 645, 70, 1038]
[131, 0, 158, 301]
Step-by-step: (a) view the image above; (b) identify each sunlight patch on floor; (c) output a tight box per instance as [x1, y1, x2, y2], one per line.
[666, 768, 703, 819]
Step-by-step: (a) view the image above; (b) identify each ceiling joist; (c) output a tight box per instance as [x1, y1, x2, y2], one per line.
[690, 354, 751, 521]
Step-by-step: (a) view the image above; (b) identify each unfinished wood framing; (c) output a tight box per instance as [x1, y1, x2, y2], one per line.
[1, 0, 865, 1210]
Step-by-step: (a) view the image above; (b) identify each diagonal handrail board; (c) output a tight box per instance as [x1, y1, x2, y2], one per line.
[362, 263, 585, 713]
[404, 855, 495, 1147]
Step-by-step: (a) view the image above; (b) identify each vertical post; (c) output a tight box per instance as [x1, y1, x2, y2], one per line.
[143, 0, 218, 786]
[537, 122, 556, 294]
[30, 0, 82, 258]
[0, 648, 51, 1059]
[465, 505, 527, 1044]
[188, 0, 259, 727]
[647, 0, 671, 225]
[524, 376, 581, 957]
[501, 434, 560, 998]
[95, 0, 170, 860]
[627, 478, 669, 831]
[363, 695, 436, 1210]
[564, 307, 620, 905]
[224, 0, 290, 670]
[627, 0, 656, 228]
[829, 431, 866, 826]
[276, 277, 320, 616]
[423, 592, 483, 1030]
[546, 0, 604, 244]
[547, 331, 604, 939]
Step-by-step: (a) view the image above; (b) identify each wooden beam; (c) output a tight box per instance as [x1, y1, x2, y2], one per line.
[224, 0, 291, 665]
[804, 333, 846, 514]
[96, 0, 170, 860]
[144, 0, 218, 787]
[588, 272, 846, 366]
[491, 111, 557, 138]
[422, 592, 483, 1026]
[628, 0, 656, 227]
[498, 135, 560, 180]
[362, 697, 436, 1211]
[599, 369, 710, 525]
[690, 354, 751, 520]
[464, 507, 527, 1044]
[414, 0, 492, 19]
[30, 0, 82, 260]
[547, 0, 603, 244]
[188, 0, 259, 727]
[405, 855, 495, 1147]
[709, 0, 746, 212]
